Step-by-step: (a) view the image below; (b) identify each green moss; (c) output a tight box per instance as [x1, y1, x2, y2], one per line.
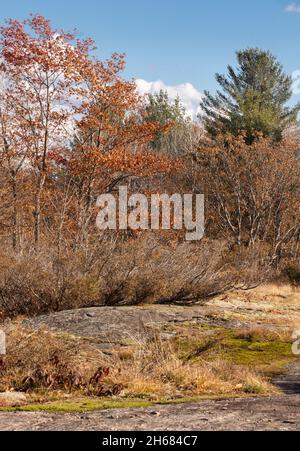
[0, 399, 154, 414]
[174, 326, 299, 376]
[0, 394, 249, 414]
[221, 336, 296, 370]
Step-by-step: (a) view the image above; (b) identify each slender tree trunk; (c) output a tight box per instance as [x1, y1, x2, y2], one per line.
[11, 172, 19, 252]
[33, 75, 50, 251]
[33, 173, 46, 250]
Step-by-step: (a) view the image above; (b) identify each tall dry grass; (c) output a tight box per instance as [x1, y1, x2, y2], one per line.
[0, 324, 275, 400]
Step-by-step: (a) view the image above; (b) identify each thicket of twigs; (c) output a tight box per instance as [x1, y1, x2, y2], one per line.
[0, 236, 274, 318]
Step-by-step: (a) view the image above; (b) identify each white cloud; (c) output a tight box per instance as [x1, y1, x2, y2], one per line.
[286, 3, 300, 12]
[136, 79, 204, 120]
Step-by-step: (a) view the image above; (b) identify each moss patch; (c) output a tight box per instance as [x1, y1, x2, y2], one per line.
[0, 398, 154, 414]
[173, 325, 299, 376]
[0, 393, 253, 414]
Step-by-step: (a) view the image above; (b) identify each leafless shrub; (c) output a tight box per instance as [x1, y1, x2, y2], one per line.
[196, 135, 300, 265]
[0, 234, 275, 319]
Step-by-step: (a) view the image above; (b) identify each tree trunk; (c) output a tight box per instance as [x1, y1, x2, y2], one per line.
[11, 173, 19, 252]
[33, 173, 46, 250]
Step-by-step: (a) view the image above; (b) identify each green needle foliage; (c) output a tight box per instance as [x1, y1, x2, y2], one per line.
[144, 90, 193, 156]
[201, 48, 300, 143]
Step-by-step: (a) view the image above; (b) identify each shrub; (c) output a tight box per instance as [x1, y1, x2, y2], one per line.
[0, 236, 279, 320]
[282, 264, 300, 286]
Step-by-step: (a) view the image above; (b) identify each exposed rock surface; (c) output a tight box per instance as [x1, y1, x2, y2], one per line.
[24, 301, 289, 351]
[24, 305, 248, 351]
[23, 286, 300, 349]
[0, 393, 299, 431]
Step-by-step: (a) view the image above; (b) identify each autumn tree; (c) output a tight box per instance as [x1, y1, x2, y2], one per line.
[0, 15, 179, 253]
[0, 79, 30, 250]
[201, 49, 300, 143]
[68, 59, 179, 247]
[0, 15, 93, 249]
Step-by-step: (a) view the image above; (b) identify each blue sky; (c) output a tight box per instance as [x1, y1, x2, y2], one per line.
[1, 1, 300, 114]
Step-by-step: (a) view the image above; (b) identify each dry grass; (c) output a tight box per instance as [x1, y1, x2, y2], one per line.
[0, 324, 115, 395]
[0, 324, 276, 404]
[102, 332, 276, 398]
[252, 283, 300, 298]
[233, 327, 292, 343]
[208, 283, 300, 331]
